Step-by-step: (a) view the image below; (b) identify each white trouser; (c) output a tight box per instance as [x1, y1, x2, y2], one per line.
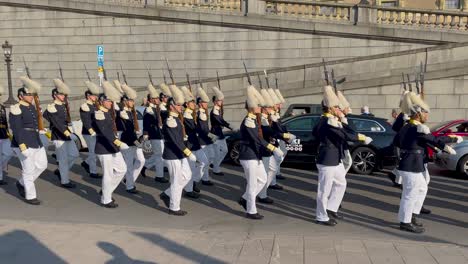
[316, 163, 347, 222]
[398, 170, 428, 223]
[259, 156, 278, 199]
[212, 139, 228, 173]
[164, 158, 191, 211]
[53, 140, 79, 184]
[201, 144, 215, 181]
[342, 149, 353, 174]
[83, 134, 97, 174]
[0, 139, 13, 180]
[272, 140, 288, 185]
[121, 146, 145, 190]
[98, 152, 127, 204]
[13, 147, 48, 200]
[240, 159, 268, 214]
[145, 139, 165, 178]
[185, 149, 209, 192]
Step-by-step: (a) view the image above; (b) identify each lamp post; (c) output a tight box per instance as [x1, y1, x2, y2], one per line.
[2, 41, 16, 106]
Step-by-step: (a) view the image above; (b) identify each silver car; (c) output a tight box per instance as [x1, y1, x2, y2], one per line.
[434, 141, 468, 178]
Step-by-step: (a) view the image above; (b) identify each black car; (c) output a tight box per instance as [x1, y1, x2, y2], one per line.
[224, 114, 397, 175]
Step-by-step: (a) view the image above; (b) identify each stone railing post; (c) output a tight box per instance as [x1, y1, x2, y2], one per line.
[353, 1, 377, 25]
[463, 0, 468, 12]
[246, 0, 266, 15]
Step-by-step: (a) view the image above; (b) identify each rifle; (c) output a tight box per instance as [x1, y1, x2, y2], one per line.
[216, 71, 221, 91]
[257, 74, 263, 89]
[146, 65, 154, 86]
[401, 73, 407, 91]
[102, 66, 108, 81]
[420, 61, 425, 99]
[120, 65, 139, 132]
[22, 58, 45, 131]
[162, 70, 168, 84]
[117, 72, 121, 83]
[331, 69, 337, 93]
[264, 70, 271, 88]
[415, 71, 420, 96]
[185, 71, 193, 93]
[84, 64, 92, 81]
[165, 58, 175, 84]
[322, 58, 330, 85]
[242, 62, 263, 138]
[406, 74, 412, 92]
[58, 62, 72, 124]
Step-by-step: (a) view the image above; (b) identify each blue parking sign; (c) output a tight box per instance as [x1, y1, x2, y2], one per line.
[97, 57, 104, 67]
[97, 45, 104, 57]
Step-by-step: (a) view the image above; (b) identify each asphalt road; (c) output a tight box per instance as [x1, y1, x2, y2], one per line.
[0, 151, 467, 247]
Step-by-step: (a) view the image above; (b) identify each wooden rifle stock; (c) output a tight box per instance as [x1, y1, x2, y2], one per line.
[33, 95, 45, 131]
[132, 107, 140, 132]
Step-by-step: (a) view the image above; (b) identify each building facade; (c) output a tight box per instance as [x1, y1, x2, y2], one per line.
[333, 0, 468, 11]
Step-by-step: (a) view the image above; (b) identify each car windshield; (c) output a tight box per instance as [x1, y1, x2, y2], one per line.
[430, 120, 454, 132]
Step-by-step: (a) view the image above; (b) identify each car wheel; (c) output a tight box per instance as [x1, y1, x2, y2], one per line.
[456, 155, 468, 178]
[229, 141, 241, 166]
[140, 136, 153, 158]
[351, 147, 377, 175]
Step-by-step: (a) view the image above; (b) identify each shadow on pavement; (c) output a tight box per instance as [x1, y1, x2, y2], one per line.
[0, 230, 67, 264]
[133, 232, 229, 264]
[98, 242, 156, 264]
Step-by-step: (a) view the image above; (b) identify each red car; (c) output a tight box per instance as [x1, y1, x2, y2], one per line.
[428, 119, 468, 160]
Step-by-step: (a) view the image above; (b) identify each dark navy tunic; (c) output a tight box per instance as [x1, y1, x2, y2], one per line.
[196, 108, 213, 146]
[0, 104, 9, 140]
[94, 107, 120, 155]
[43, 100, 72, 141]
[239, 113, 274, 161]
[9, 101, 43, 149]
[260, 114, 282, 158]
[162, 112, 190, 160]
[183, 109, 201, 151]
[210, 106, 231, 140]
[116, 107, 138, 147]
[143, 104, 163, 140]
[395, 120, 457, 173]
[312, 113, 361, 166]
[80, 100, 97, 135]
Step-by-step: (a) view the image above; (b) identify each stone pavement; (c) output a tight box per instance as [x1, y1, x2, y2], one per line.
[0, 219, 467, 264]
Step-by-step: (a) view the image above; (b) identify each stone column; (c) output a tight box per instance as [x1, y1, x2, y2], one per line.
[463, 0, 468, 11]
[439, 0, 446, 10]
[399, 0, 405, 7]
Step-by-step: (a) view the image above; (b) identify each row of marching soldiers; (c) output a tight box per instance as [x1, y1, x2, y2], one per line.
[3, 74, 294, 218]
[315, 85, 463, 233]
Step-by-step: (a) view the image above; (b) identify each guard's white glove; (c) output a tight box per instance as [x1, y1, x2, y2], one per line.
[119, 143, 130, 150]
[39, 130, 47, 135]
[364, 136, 373, 145]
[340, 117, 348, 125]
[90, 131, 97, 137]
[449, 135, 463, 144]
[287, 133, 297, 144]
[143, 135, 149, 141]
[134, 140, 143, 148]
[21, 148, 33, 158]
[188, 153, 197, 162]
[444, 145, 457, 155]
[208, 133, 218, 142]
[273, 147, 284, 159]
[70, 134, 79, 142]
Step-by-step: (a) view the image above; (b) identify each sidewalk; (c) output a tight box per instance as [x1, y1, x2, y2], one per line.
[0, 219, 466, 264]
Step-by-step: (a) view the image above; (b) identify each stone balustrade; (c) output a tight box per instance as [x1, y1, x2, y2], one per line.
[264, 0, 352, 21]
[375, 6, 468, 30]
[163, 0, 241, 11]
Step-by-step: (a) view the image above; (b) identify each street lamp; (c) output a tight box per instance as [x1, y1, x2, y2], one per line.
[2, 40, 17, 106]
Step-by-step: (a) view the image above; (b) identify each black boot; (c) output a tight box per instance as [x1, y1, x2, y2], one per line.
[89, 173, 102, 179]
[140, 166, 147, 178]
[169, 209, 187, 216]
[155, 177, 169, 183]
[238, 197, 247, 210]
[126, 187, 139, 194]
[268, 184, 283, 190]
[16, 181, 25, 198]
[400, 222, 424, 233]
[246, 213, 264, 220]
[327, 210, 344, 220]
[101, 200, 118, 208]
[412, 214, 423, 227]
[258, 197, 274, 204]
[276, 174, 286, 180]
[61, 182, 76, 189]
[25, 198, 41, 205]
[184, 191, 200, 199]
[159, 192, 170, 208]
[420, 207, 431, 214]
[54, 169, 61, 181]
[193, 182, 200, 193]
[316, 219, 337, 226]
[201, 180, 214, 186]
[81, 161, 90, 174]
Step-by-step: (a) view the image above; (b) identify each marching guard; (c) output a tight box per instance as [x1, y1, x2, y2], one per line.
[195, 86, 217, 186]
[159, 83, 171, 123]
[94, 81, 128, 208]
[0, 85, 13, 185]
[180, 86, 209, 198]
[395, 91, 462, 233]
[116, 83, 145, 194]
[210, 86, 232, 177]
[313, 86, 372, 226]
[270, 88, 290, 186]
[43, 79, 79, 188]
[238, 85, 284, 220]
[159, 85, 195, 216]
[10, 76, 48, 205]
[141, 83, 168, 183]
[336, 91, 356, 174]
[80, 80, 101, 178]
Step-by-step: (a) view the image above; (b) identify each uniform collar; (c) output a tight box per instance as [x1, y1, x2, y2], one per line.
[169, 111, 179, 117]
[199, 108, 206, 113]
[322, 112, 333, 118]
[185, 108, 193, 114]
[409, 119, 422, 126]
[86, 99, 94, 105]
[124, 106, 131, 111]
[149, 103, 156, 108]
[54, 100, 64, 105]
[99, 106, 109, 112]
[247, 113, 256, 119]
[214, 105, 221, 111]
[161, 102, 167, 107]
[19, 100, 30, 106]
[261, 113, 269, 119]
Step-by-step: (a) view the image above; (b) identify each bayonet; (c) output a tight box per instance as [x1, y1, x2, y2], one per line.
[420, 61, 425, 99]
[257, 74, 263, 89]
[401, 72, 407, 91]
[23, 57, 31, 78]
[165, 58, 175, 84]
[264, 70, 271, 88]
[58, 61, 64, 82]
[216, 71, 221, 90]
[331, 69, 337, 93]
[406, 74, 412, 92]
[322, 58, 329, 85]
[275, 73, 279, 89]
[84, 64, 92, 81]
[198, 72, 204, 89]
[242, 61, 252, 85]
[120, 65, 127, 85]
[186, 71, 192, 92]
[146, 65, 154, 86]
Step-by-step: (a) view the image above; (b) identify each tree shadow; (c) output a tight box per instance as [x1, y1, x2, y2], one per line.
[0, 230, 67, 264]
[133, 232, 229, 264]
[97, 242, 157, 264]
